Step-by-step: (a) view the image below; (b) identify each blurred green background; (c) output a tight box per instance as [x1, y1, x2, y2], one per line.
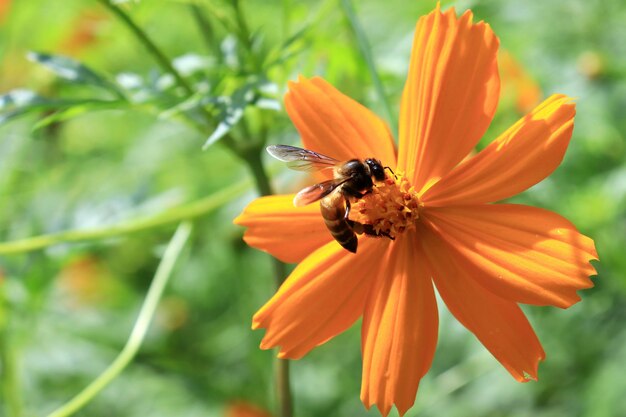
[0, 0, 623, 416]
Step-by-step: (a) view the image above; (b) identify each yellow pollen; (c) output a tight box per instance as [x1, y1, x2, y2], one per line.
[349, 172, 422, 239]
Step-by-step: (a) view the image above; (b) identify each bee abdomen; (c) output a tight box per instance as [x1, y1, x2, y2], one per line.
[320, 192, 358, 253]
[328, 223, 358, 253]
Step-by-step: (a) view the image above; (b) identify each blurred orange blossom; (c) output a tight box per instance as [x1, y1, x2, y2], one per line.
[235, 5, 598, 416]
[0, 0, 10, 23]
[58, 8, 108, 56]
[224, 401, 273, 417]
[499, 50, 542, 113]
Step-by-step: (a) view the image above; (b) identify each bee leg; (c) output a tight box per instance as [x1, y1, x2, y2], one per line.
[344, 200, 394, 241]
[377, 230, 395, 241]
[354, 222, 395, 241]
[344, 202, 365, 234]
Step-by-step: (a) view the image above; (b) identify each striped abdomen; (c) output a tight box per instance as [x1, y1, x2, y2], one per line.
[320, 191, 357, 253]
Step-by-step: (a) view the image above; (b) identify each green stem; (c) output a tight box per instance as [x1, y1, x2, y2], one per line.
[0, 325, 22, 417]
[340, 0, 397, 135]
[238, 146, 292, 417]
[281, 0, 291, 40]
[242, 147, 273, 196]
[189, 4, 222, 59]
[45, 222, 192, 417]
[271, 259, 291, 417]
[96, 0, 194, 96]
[0, 179, 248, 255]
[232, 0, 261, 72]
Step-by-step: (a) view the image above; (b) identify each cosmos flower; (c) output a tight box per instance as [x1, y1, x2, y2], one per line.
[235, 5, 598, 416]
[59, 8, 107, 56]
[499, 50, 542, 113]
[224, 401, 273, 417]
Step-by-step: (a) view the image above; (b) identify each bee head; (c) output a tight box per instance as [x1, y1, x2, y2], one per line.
[365, 159, 386, 181]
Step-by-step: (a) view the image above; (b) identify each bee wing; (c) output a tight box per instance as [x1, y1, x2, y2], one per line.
[293, 179, 345, 207]
[267, 144, 338, 172]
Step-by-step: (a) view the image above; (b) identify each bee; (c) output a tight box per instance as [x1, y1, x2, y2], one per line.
[267, 144, 393, 253]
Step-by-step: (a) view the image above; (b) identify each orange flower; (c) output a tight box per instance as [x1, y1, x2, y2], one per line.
[224, 401, 273, 417]
[58, 8, 107, 56]
[235, 5, 598, 417]
[0, 0, 11, 24]
[499, 50, 542, 113]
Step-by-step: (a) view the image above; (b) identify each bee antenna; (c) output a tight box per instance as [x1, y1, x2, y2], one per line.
[384, 166, 397, 179]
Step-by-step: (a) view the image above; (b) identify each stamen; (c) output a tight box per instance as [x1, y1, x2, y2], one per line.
[348, 172, 422, 239]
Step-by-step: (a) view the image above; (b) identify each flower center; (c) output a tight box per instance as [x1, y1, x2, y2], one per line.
[348, 171, 422, 239]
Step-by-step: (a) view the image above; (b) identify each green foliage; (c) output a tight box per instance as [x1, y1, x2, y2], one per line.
[0, 0, 623, 417]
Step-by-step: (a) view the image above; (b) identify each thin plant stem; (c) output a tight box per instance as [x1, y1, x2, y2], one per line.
[232, 0, 262, 72]
[242, 148, 272, 196]
[0, 179, 248, 255]
[240, 148, 292, 417]
[272, 259, 291, 417]
[0, 325, 22, 417]
[189, 4, 222, 60]
[281, 0, 291, 40]
[96, 0, 194, 96]
[45, 222, 193, 417]
[340, 0, 397, 136]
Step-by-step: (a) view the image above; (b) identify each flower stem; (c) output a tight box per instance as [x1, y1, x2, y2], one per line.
[96, 0, 194, 96]
[281, 0, 291, 40]
[0, 180, 248, 255]
[340, 0, 397, 135]
[274, 351, 292, 417]
[231, 0, 262, 72]
[45, 222, 192, 417]
[0, 323, 22, 417]
[239, 147, 292, 417]
[242, 147, 273, 196]
[188, 4, 222, 59]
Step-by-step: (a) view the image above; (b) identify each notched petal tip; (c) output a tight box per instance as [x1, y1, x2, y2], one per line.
[360, 238, 437, 417]
[513, 350, 547, 383]
[420, 224, 547, 383]
[398, 2, 501, 191]
[251, 315, 262, 330]
[423, 205, 598, 310]
[232, 213, 244, 226]
[259, 338, 272, 351]
[252, 240, 385, 361]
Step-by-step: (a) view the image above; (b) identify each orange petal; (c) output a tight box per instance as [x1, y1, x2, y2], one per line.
[233, 194, 330, 263]
[397, 5, 500, 192]
[360, 234, 438, 417]
[420, 224, 545, 381]
[422, 204, 598, 308]
[285, 76, 397, 169]
[423, 95, 576, 206]
[253, 238, 388, 360]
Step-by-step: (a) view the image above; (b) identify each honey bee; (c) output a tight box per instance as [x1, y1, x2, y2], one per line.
[267, 144, 393, 253]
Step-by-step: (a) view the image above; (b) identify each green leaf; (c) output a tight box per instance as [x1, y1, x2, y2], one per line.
[172, 54, 214, 76]
[31, 100, 127, 131]
[201, 78, 282, 149]
[0, 89, 126, 126]
[27, 52, 124, 97]
[255, 98, 281, 111]
[263, 24, 311, 69]
[202, 79, 268, 150]
[202, 97, 245, 150]
[0, 89, 44, 123]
